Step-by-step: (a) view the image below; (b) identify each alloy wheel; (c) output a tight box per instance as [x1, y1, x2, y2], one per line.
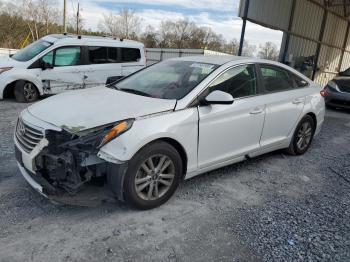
[296, 121, 312, 151]
[134, 154, 175, 201]
[23, 83, 37, 102]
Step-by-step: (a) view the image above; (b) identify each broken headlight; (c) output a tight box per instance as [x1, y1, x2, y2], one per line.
[60, 119, 134, 151]
[98, 119, 134, 148]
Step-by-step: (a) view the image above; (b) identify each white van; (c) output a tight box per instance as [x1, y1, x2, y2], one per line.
[0, 34, 146, 102]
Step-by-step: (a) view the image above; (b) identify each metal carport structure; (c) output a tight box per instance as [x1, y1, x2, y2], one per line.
[238, 0, 350, 86]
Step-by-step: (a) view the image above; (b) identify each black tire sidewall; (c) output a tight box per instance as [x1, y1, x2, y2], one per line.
[123, 141, 183, 210]
[291, 115, 315, 155]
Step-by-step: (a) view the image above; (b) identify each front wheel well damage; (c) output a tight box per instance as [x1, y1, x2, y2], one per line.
[3, 80, 39, 99]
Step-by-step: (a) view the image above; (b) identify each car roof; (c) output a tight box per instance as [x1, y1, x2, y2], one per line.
[169, 55, 313, 82]
[42, 34, 144, 48]
[170, 55, 251, 65]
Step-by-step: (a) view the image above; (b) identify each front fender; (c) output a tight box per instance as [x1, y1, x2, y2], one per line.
[0, 69, 43, 99]
[98, 108, 199, 174]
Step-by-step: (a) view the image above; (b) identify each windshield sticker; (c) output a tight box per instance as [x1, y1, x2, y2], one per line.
[190, 63, 215, 74]
[190, 63, 214, 70]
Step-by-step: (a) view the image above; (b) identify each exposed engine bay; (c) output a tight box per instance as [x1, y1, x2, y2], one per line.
[33, 126, 124, 198]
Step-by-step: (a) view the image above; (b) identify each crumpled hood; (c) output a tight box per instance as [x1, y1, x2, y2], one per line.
[28, 86, 177, 132]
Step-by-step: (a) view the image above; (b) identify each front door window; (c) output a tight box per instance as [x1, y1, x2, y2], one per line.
[208, 64, 257, 98]
[54, 47, 81, 67]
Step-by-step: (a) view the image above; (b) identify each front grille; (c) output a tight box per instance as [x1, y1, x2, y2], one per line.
[15, 118, 44, 153]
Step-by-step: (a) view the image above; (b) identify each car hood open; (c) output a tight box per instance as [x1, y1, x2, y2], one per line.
[28, 86, 177, 133]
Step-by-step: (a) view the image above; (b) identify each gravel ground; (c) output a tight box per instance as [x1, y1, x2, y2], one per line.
[0, 99, 349, 262]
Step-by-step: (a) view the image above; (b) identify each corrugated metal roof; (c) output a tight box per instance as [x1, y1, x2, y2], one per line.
[245, 0, 293, 31]
[340, 51, 350, 71]
[318, 45, 342, 71]
[292, 0, 324, 41]
[239, 0, 350, 84]
[288, 36, 317, 57]
[323, 12, 347, 48]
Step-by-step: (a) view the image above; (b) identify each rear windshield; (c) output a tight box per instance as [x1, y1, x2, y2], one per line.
[12, 40, 52, 62]
[113, 60, 219, 100]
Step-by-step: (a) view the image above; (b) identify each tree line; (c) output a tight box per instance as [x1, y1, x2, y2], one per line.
[0, 0, 280, 60]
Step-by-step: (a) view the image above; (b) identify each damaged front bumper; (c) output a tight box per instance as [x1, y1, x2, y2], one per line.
[14, 117, 128, 205]
[17, 162, 49, 197]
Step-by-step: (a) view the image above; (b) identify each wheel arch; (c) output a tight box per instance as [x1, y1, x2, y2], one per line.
[305, 112, 317, 126]
[101, 135, 189, 179]
[3, 79, 41, 99]
[3, 81, 17, 99]
[153, 137, 188, 178]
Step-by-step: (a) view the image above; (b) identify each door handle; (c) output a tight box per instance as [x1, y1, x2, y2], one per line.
[250, 108, 264, 114]
[292, 98, 305, 104]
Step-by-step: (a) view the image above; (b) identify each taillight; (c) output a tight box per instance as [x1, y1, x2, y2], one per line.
[320, 89, 328, 97]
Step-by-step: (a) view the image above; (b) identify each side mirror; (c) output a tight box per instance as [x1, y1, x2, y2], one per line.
[203, 90, 234, 105]
[40, 60, 53, 70]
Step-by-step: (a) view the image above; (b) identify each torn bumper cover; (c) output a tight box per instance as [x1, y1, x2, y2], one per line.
[15, 126, 128, 203]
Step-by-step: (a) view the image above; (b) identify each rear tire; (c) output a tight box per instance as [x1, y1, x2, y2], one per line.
[14, 80, 39, 103]
[121, 141, 183, 210]
[286, 115, 315, 155]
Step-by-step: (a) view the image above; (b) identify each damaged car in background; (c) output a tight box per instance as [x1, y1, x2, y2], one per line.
[0, 34, 145, 103]
[14, 56, 325, 209]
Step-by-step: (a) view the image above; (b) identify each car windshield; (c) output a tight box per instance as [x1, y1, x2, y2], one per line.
[112, 60, 219, 100]
[12, 40, 52, 62]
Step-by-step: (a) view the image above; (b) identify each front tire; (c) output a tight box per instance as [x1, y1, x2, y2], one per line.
[286, 115, 315, 155]
[14, 80, 39, 103]
[122, 141, 183, 210]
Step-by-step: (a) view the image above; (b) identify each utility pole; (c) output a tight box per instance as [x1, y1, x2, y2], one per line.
[63, 0, 67, 33]
[76, 2, 80, 35]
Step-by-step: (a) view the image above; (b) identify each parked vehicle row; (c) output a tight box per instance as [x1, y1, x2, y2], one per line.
[14, 56, 325, 209]
[0, 34, 146, 102]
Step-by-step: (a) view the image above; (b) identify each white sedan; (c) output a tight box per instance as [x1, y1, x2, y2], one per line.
[14, 56, 325, 209]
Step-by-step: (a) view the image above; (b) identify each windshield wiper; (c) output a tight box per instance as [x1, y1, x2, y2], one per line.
[118, 88, 151, 97]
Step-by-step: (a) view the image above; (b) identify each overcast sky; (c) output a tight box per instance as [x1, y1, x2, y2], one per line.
[67, 0, 283, 48]
[2, 0, 283, 48]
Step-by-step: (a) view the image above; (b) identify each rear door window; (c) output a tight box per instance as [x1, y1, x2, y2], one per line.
[121, 48, 141, 62]
[88, 46, 119, 64]
[259, 65, 295, 93]
[107, 47, 118, 63]
[89, 47, 107, 64]
[291, 73, 309, 88]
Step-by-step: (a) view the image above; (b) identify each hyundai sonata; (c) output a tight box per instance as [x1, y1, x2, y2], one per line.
[14, 56, 325, 209]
